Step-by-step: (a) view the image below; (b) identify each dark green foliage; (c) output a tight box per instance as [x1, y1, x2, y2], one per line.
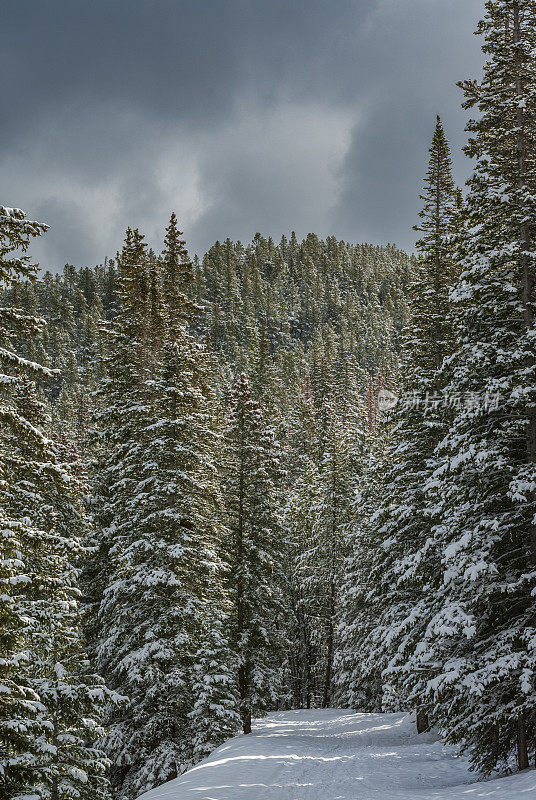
[2, 220, 413, 797]
[0, 207, 113, 800]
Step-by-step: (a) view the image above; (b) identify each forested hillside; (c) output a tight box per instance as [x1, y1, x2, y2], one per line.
[8, 232, 411, 416]
[1, 222, 413, 798]
[2, 2, 536, 799]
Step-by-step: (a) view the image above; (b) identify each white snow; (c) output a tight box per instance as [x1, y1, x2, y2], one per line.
[135, 709, 536, 800]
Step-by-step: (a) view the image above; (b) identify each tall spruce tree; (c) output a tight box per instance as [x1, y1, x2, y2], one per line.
[334, 431, 389, 713]
[224, 374, 286, 733]
[412, 0, 536, 772]
[334, 118, 459, 728]
[282, 390, 321, 708]
[92, 220, 238, 798]
[0, 206, 113, 800]
[301, 401, 367, 708]
[88, 228, 153, 682]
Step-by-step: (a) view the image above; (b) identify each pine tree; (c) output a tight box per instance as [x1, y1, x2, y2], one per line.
[224, 374, 286, 733]
[0, 206, 113, 800]
[413, 0, 536, 772]
[0, 206, 52, 798]
[334, 118, 459, 728]
[308, 398, 369, 709]
[91, 221, 238, 798]
[87, 227, 153, 673]
[376, 117, 459, 730]
[282, 390, 321, 708]
[334, 433, 389, 713]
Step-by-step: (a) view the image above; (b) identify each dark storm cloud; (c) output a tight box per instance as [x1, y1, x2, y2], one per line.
[334, 0, 484, 246]
[0, 0, 484, 269]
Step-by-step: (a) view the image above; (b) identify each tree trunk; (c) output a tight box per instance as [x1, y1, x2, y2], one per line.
[491, 725, 500, 767]
[517, 714, 529, 770]
[416, 707, 429, 734]
[322, 467, 339, 709]
[305, 631, 313, 710]
[322, 580, 335, 709]
[297, 586, 312, 709]
[237, 414, 251, 734]
[242, 707, 252, 736]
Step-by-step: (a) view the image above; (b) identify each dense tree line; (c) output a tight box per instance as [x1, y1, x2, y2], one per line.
[338, 0, 536, 776]
[0, 209, 410, 798]
[2, 1, 536, 797]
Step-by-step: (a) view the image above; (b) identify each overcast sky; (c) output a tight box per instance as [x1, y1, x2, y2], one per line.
[1, 0, 485, 270]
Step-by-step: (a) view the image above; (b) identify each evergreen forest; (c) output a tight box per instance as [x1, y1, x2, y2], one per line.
[2, 1, 536, 798]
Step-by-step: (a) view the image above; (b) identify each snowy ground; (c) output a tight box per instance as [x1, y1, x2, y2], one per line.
[137, 709, 536, 800]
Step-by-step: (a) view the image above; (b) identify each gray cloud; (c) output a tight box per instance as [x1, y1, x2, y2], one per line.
[334, 0, 484, 246]
[0, 0, 485, 269]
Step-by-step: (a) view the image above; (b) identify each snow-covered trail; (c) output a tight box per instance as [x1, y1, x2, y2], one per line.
[137, 709, 536, 800]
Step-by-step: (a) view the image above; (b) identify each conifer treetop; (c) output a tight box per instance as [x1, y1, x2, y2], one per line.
[0, 206, 48, 286]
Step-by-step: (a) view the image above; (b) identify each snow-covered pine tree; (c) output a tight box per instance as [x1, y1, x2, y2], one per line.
[93, 218, 238, 798]
[0, 205, 53, 798]
[159, 215, 239, 765]
[87, 227, 154, 676]
[376, 118, 460, 731]
[188, 616, 240, 764]
[414, 0, 536, 772]
[11, 387, 115, 800]
[334, 118, 459, 727]
[88, 228, 166, 796]
[303, 401, 367, 709]
[334, 431, 388, 713]
[282, 389, 321, 708]
[224, 374, 286, 733]
[0, 206, 113, 800]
